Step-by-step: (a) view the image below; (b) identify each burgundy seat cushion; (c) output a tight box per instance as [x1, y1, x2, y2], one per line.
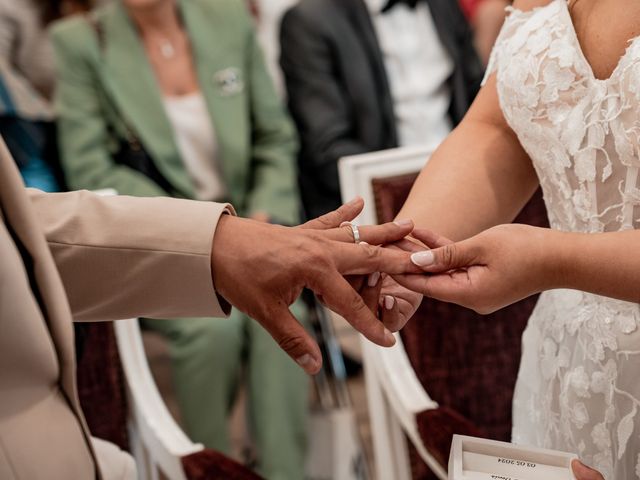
[75, 322, 129, 451]
[182, 449, 265, 480]
[371, 174, 549, 479]
[415, 407, 483, 472]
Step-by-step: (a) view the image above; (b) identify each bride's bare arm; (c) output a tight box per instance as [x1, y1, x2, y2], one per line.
[377, 73, 540, 331]
[397, 74, 539, 241]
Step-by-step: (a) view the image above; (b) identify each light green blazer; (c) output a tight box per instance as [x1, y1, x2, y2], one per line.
[51, 0, 300, 223]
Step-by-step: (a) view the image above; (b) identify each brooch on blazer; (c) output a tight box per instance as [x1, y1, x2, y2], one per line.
[213, 68, 244, 97]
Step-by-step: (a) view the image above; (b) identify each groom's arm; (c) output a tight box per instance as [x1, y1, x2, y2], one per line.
[31, 188, 424, 373]
[30, 189, 234, 321]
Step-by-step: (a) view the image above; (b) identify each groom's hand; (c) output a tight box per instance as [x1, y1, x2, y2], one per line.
[210, 198, 426, 374]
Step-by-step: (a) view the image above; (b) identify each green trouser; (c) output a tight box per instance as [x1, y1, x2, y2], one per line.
[142, 300, 309, 480]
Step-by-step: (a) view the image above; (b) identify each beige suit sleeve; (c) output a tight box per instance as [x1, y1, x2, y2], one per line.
[29, 189, 234, 321]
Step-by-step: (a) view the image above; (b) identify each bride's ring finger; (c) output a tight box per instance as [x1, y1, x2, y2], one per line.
[361, 271, 383, 314]
[380, 295, 402, 332]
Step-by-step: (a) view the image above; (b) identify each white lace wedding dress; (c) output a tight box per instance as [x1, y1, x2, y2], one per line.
[485, 1, 640, 478]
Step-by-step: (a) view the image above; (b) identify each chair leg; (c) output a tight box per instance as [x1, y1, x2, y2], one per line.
[150, 460, 160, 480]
[363, 342, 411, 480]
[387, 402, 412, 480]
[129, 423, 151, 480]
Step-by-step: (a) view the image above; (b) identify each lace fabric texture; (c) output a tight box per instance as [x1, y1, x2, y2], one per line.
[486, 1, 640, 477]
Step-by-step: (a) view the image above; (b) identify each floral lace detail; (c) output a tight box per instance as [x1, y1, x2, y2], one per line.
[514, 292, 640, 479]
[485, 1, 640, 478]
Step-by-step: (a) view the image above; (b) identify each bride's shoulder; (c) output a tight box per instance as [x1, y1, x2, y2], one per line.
[511, 0, 558, 13]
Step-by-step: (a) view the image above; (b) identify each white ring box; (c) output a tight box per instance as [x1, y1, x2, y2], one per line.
[448, 435, 578, 480]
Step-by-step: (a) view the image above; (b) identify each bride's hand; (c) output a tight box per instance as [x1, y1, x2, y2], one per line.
[572, 460, 605, 480]
[373, 232, 454, 331]
[377, 275, 423, 332]
[394, 224, 560, 314]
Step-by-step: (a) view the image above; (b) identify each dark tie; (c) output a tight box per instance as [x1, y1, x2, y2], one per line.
[381, 0, 423, 13]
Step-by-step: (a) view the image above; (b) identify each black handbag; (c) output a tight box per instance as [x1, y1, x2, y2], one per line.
[86, 14, 177, 195]
[110, 128, 177, 195]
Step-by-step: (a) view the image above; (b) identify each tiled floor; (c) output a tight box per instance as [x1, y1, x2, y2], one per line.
[143, 313, 377, 479]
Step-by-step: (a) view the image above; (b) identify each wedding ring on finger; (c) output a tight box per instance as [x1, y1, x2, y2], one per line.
[340, 221, 361, 244]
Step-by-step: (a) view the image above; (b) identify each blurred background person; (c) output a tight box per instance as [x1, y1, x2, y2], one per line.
[0, 0, 89, 191]
[51, 0, 308, 478]
[459, 0, 511, 65]
[246, 0, 297, 96]
[280, 0, 484, 220]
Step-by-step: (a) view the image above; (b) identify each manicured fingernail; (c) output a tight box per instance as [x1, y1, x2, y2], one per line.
[296, 354, 313, 367]
[394, 219, 413, 226]
[411, 251, 435, 267]
[368, 271, 381, 287]
[347, 196, 362, 205]
[384, 329, 396, 345]
[384, 295, 395, 310]
[296, 354, 320, 374]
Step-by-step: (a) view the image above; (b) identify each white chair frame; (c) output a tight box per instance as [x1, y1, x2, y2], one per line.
[338, 146, 448, 480]
[114, 318, 205, 480]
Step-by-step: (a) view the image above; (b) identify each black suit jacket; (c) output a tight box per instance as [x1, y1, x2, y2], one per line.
[280, 0, 484, 219]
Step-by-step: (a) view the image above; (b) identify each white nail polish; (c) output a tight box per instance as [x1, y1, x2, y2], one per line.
[411, 250, 435, 267]
[384, 295, 395, 310]
[368, 271, 381, 287]
[296, 354, 312, 367]
[394, 219, 413, 226]
[384, 329, 396, 345]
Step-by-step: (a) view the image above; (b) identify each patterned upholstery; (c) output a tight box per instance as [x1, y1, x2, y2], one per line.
[371, 174, 549, 479]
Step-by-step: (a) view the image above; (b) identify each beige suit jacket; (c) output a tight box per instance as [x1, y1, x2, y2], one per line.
[0, 138, 232, 479]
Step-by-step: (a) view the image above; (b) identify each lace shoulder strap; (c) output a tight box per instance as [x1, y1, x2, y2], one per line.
[481, 3, 555, 85]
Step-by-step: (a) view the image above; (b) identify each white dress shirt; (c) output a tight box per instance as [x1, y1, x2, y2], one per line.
[365, 0, 454, 147]
[163, 92, 227, 201]
[254, 0, 298, 96]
